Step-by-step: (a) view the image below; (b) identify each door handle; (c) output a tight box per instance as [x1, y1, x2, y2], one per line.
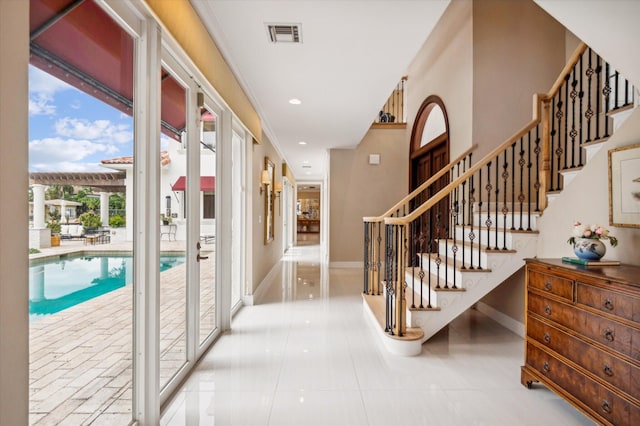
[197, 253, 209, 262]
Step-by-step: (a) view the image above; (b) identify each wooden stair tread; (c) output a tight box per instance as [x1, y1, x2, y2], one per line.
[452, 224, 539, 234]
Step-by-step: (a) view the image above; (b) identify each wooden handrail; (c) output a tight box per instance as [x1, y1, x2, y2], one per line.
[547, 43, 587, 97]
[363, 145, 477, 223]
[385, 42, 589, 226]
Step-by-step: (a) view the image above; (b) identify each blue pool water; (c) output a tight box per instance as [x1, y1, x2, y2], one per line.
[29, 253, 184, 322]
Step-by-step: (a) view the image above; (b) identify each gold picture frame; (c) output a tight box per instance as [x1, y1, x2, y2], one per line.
[264, 156, 275, 243]
[608, 143, 640, 228]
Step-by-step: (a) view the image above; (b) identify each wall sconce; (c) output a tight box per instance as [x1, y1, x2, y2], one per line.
[259, 169, 270, 195]
[274, 181, 283, 215]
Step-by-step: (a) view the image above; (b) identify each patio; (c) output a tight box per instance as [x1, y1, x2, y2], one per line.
[29, 239, 215, 425]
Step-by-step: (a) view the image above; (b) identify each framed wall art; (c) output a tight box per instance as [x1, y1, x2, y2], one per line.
[609, 143, 640, 228]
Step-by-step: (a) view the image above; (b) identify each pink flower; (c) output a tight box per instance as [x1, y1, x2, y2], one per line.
[583, 230, 592, 237]
[573, 221, 581, 226]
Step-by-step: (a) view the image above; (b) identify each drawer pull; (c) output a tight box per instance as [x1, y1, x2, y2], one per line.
[543, 332, 551, 344]
[604, 329, 615, 342]
[602, 400, 612, 414]
[544, 281, 552, 291]
[544, 305, 551, 315]
[603, 299, 614, 310]
[603, 364, 613, 376]
[543, 361, 550, 372]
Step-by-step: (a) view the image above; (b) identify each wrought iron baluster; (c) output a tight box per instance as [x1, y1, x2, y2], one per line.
[578, 54, 584, 167]
[494, 155, 500, 250]
[595, 55, 602, 141]
[470, 174, 478, 270]
[585, 48, 594, 143]
[570, 66, 578, 168]
[534, 126, 541, 212]
[550, 99, 557, 190]
[555, 92, 564, 190]
[526, 131, 532, 231]
[364, 221, 370, 294]
[603, 62, 611, 138]
[564, 73, 570, 169]
[518, 137, 525, 231]
[502, 150, 508, 250]
[511, 142, 516, 231]
[485, 162, 493, 254]
[461, 158, 467, 270]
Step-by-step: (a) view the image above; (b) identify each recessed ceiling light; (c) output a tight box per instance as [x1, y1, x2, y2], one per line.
[289, 98, 302, 105]
[305, 172, 311, 175]
[298, 141, 307, 145]
[303, 160, 309, 164]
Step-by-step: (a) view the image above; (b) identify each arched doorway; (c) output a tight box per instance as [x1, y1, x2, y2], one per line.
[409, 95, 450, 252]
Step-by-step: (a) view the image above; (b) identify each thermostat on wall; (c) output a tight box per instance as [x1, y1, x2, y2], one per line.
[369, 154, 380, 165]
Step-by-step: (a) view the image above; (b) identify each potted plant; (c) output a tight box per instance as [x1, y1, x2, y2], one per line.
[567, 221, 618, 261]
[47, 218, 62, 247]
[161, 214, 172, 225]
[78, 211, 102, 234]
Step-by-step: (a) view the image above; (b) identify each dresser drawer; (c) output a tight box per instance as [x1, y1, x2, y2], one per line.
[575, 308, 640, 362]
[529, 291, 640, 362]
[528, 269, 574, 301]
[527, 343, 640, 426]
[528, 292, 575, 327]
[577, 282, 640, 323]
[528, 315, 639, 399]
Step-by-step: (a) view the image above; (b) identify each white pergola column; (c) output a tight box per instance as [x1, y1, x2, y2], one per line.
[100, 192, 109, 227]
[32, 184, 46, 228]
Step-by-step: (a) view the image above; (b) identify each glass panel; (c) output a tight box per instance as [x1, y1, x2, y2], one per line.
[159, 70, 188, 389]
[199, 105, 217, 345]
[28, 0, 134, 423]
[420, 104, 446, 147]
[231, 130, 244, 309]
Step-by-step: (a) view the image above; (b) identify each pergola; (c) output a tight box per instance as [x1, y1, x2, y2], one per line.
[29, 171, 126, 229]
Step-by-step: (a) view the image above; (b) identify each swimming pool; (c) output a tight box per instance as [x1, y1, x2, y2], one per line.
[29, 253, 185, 322]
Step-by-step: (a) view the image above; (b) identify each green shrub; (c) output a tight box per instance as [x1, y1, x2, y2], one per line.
[109, 215, 125, 228]
[29, 248, 40, 254]
[79, 211, 102, 228]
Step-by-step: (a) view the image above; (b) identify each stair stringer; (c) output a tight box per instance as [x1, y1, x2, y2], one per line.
[410, 232, 538, 343]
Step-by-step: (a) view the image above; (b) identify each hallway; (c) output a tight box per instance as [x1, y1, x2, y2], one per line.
[161, 244, 591, 425]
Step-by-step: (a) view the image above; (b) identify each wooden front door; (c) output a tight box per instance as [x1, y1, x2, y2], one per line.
[409, 96, 450, 255]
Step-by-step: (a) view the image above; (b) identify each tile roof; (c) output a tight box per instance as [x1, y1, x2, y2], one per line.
[101, 151, 171, 166]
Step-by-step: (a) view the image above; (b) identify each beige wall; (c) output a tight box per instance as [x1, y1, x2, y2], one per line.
[472, 0, 566, 159]
[406, 0, 474, 160]
[329, 127, 407, 263]
[145, 0, 262, 142]
[0, 0, 29, 423]
[251, 133, 284, 292]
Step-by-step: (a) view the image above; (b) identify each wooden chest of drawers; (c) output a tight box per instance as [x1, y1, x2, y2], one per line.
[522, 258, 640, 426]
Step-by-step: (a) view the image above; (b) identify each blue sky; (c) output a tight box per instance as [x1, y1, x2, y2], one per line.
[28, 65, 133, 172]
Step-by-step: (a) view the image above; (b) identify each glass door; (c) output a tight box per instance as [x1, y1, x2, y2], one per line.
[198, 101, 219, 346]
[158, 66, 189, 392]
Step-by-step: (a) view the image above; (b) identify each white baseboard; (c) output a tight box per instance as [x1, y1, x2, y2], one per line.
[476, 301, 525, 338]
[242, 262, 282, 306]
[329, 261, 363, 268]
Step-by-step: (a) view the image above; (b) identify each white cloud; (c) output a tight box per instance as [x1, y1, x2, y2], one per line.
[28, 66, 73, 116]
[29, 94, 56, 116]
[54, 117, 132, 144]
[29, 137, 116, 166]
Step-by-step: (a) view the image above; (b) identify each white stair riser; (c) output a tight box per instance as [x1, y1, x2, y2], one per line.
[453, 226, 517, 249]
[470, 212, 539, 231]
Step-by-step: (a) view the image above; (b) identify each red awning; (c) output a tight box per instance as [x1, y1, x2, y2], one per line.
[30, 0, 186, 141]
[171, 176, 215, 192]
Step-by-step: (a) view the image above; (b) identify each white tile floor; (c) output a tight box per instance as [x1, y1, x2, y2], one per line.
[161, 243, 594, 426]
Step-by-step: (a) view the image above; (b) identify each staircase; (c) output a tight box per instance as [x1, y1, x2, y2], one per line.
[362, 43, 636, 356]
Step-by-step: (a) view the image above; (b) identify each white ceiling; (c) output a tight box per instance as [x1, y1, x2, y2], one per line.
[191, 0, 450, 181]
[534, 1, 640, 90]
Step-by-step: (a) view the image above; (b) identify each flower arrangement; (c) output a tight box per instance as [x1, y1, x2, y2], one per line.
[567, 221, 618, 247]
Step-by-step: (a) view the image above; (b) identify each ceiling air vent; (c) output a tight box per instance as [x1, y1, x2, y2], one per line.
[266, 23, 302, 44]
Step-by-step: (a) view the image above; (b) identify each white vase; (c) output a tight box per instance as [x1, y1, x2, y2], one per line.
[573, 238, 606, 261]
